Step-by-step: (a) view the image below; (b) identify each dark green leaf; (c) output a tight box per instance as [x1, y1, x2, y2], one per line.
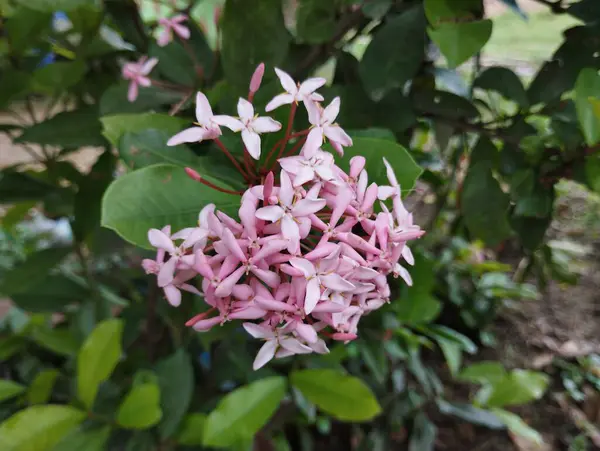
[10, 275, 89, 313]
[15, 0, 89, 12]
[428, 20, 492, 69]
[100, 113, 188, 147]
[0, 380, 26, 403]
[424, 0, 481, 24]
[30, 327, 79, 357]
[16, 108, 105, 148]
[0, 70, 31, 108]
[203, 377, 286, 447]
[575, 68, 600, 146]
[0, 171, 60, 203]
[409, 412, 436, 451]
[155, 349, 193, 438]
[149, 42, 197, 87]
[117, 383, 162, 429]
[221, 0, 290, 87]
[359, 5, 426, 100]
[435, 337, 462, 376]
[296, 0, 336, 44]
[77, 319, 123, 409]
[474, 67, 528, 108]
[99, 83, 182, 115]
[461, 162, 511, 246]
[101, 164, 240, 249]
[436, 400, 505, 429]
[176, 413, 206, 446]
[5, 7, 51, 54]
[290, 369, 381, 422]
[397, 254, 441, 325]
[51, 425, 111, 451]
[412, 89, 479, 119]
[32, 62, 86, 93]
[27, 369, 59, 405]
[0, 405, 85, 450]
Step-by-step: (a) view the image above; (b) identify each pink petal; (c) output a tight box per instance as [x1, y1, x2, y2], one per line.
[157, 28, 172, 46]
[163, 284, 181, 307]
[172, 23, 190, 40]
[141, 57, 159, 74]
[281, 214, 300, 242]
[304, 242, 338, 261]
[249, 62, 265, 93]
[148, 229, 176, 253]
[274, 67, 297, 94]
[289, 258, 316, 277]
[127, 81, 138, 102]
[402, 245, 415, 265]
[352, 266, 380, 280]
[157, 257, 178, 287]
[324, 124, 352, 147]
[291, 198, 326, 217]
[243, 322, 274, 339]
[323, 97, 340, 124]
[212, 115, 244, 132]
[253, 340, 277, 370]
[242, 129, 261, 160]
[195, 92, 214, 125]
[279, 337, 313, 354]
[252, 239, 289, 261]
[237, 97, 254, 121]
[255, 205, 284, 222]
[167, 127, 208, 146]
[383, 157, 398, 186]
[255, 297, 295, 312]
[279, 170, 294, 207]
[304, 278, 321, 314]
[293, 166, 315, 186]
[229, 306, 266, 320]
[311, 301, 346, 313]
[265, 93, 294, 112]
[299, 77, 326, 96]
[378, 186, 396, 200]
[303, 128, 323, 155]
[222, 228, 246, 262]
[250, 267, 280, 288]
[193, 316, 222, 331]
[395, 264, 413, 286]
[294, 322, 318, 343]
[304, 99, 321, 126]
[252, 116, 281, 134]
[214, 266, 245, 297]
[321, 274, 355, 292]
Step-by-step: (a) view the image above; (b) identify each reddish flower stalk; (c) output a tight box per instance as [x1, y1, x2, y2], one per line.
[184, 168, 242, 195]
[214, 138, 251, 182]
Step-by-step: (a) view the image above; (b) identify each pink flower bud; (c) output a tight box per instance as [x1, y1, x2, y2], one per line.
[249, 62, 265, 94]
[185, 167, 203, 181]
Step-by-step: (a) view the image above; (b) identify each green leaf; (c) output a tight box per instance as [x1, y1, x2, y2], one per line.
[0, 405, 85, 451]
[51, 425, 111, 451]
[409, 412, 436, 451]
[437, 400, 505, 429]
[290, 369, 381, 422]
[0, 70, 31, 108]
[424, 0, 481, 24]
[101, 164, 240, 249]
[359, 5, 426, 100]
[461, 162, 511, 246]
[491, 408, 543, 445]
[296, 0, 335, 44]
[427, 325, 477, 354]
[459, 362, 507, 385]
[412, 89, 479, 119]
[149, 42, 197, 87]
[15, 0, 89, 12]
[434, 337, 462, 376]
[397, 254, 441, 325]
[0, 380, 26, 403]
[27, 369, 59, 404]
[176, 413, 206, 446]
[155, 349, 193, 438]
[484, 370, 550, 408]
[77, 319, 123, 409]
[31, 62, 86, 93]
[428, 20, 492, 69]
[10, 275, 89, 313]
[203, 377, 286, 447]
[0, 170, 61, 203]
[5, 7, 51, 54]
[0, 247, 71, 296]
[100, 83, 182, 115]
[334, 137, 422, 192]
[585, 153, 600, 193]
[221, 0, 290, 87]
[100, 113, 188, 147]
[16, 108, 105, 148]
[117, 383, 162, 430]
[474, 67, 528, 108]
[575, 68, 600, 146]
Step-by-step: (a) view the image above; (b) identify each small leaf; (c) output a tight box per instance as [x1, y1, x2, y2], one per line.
[290, 369, 381, 422]
[428, 20, 492, 69]
[436, 400, 505, 429]
[51, 425, 111, 451]
[0, 380, 26, 403]
[575, 68, 600, 146]
[117, 383, 162, 430]
[491, 408, 544, 445]
[77, 319, 123, 409]
[435, 336, 462, 376]
[155, 349, 194, 438]
[474, 66, 528, 108]
[203, 377, 286, 447]
[27, 369, 59, 405]
[484, 370, 549, 408]
[101, 164, 240, 249]
[176, 413, 206, 446]
[0, 405, 85, 451]
[459, 362, 507, 385]
[359, 5, 426, 100]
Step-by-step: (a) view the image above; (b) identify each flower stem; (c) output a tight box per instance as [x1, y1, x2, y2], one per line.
[214, 138, 251, 182]
[283, 136, 307, 158]
[185, 167, 242, 195]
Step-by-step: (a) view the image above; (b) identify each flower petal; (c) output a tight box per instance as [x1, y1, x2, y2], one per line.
[242, 129, 261, 160]
[255, 205, 284, 222]
[253, 340, 277, 370]
[279, 170, 294, 207]
[237, 97, 254, 121]
[294, 322, 318, 343]
[141, 57, 159, 74]
[298, 77, 326, 96]
[148, 229, 176, 253]
[243, 322, 274, 339]
[163, 284, 181, 307]
[289, 257, 316, 277]
[291, 198, 326, 217]
[265, 93, 294, 112]
[323, 97, 340, 124]
[192, 316, 222, 332]
[324, 124, 352, 147]
[304, 278, 321, 314]
[279, 337, 313, 354]
[127, 81, 138, 102]
[157, 256, 178, 287]
[195, 92, 214, 125]
[167, 127, 208, 146]
[280, 214, 300, 242]
[252, 116, 282, 134]
[321, 274, 355, 292]
[274, 67, 297, 94]
[212, 115, 244, 132]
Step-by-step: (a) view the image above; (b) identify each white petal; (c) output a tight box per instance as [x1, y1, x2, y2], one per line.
[293, 166, 315, 186]
[167, 127, 208, 146]
[304, 278, 321, 314]
[163, 285, 181, 307]
[304, 100, 321, 126]
[237, 97, 254, 121]
[323, 97, 340, 124]
[251, 116, 282, 134]
[321, 274, 355, 292]
[402, 245, 415, 266]
[289, 257, 316, 277]
[148, 229, 176, 253]
[141, 57, 158, 74]
[212, 115, 244, 132]
[281, 214, 300, 241]
[253, 340, 277, 370]
[195, 92, 214, 125]
[279, 170, 294, 207]
[279, 337, 313, 354]
[303, 128, 323, 155]
[292, 198, 326, 217]
[243, 322, 274, 339]
[265, 93, 294, 112]
[324, 124, 352, 146]
[298, 77, 326, 96]
[274, 67, 297, 94]
[255, 205, 284, 222]
[242, 129, 261, 159]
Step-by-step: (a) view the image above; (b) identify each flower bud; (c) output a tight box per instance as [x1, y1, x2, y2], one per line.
[249, 62, 265, 94]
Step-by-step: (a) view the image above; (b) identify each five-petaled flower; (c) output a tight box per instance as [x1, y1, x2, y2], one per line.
[122, 56, 158, 102]
[157, 14, 190, 46]
[266, 68, 326, 112]
[167, 92, 222, 146]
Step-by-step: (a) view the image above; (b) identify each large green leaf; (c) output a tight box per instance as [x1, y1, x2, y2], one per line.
[491, 409, 543, 445]
[0, 70, 31, 108]
[0, 405, 85, 451]
[149, 42, 197, 87]
[15, 0, 89, 11]
[428, 20, 492, 69]
[117, 383, 162, 429]
[436, 400, 505, 429]
[51, 425, 111, 451]
[31, 62, 86, 93]
[221, 0, 290, 87]
[99, 83, 182, 115]
[575, 68, 600, 146]
[77, 319, 123, 409]
[101, 164, 240, 249]
[10, 274, 89, 313]
[290, 369, 381, 422]
[5, 7, 51, 54]
[461, 162, 511, 246]
[0, 171, 61, 203]
[359, 5, 426, 100]
[27, 369, 59, 405]
[474, 67, 528, 108]
[424, 0, 481, 24]
[397, 254, 441, 325]
[334, 137, 422, 192]
[100, 113, 188, 147]
[0, 380, 26, 403]
[296, 0, 336, 44]
[155, 349, 194, 438]
[16, 108, 105, 148]
[203, 377, 286, 447]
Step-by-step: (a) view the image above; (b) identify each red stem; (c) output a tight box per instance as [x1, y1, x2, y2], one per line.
[214, 138, 250, 181]
[283, 136, 307, 158]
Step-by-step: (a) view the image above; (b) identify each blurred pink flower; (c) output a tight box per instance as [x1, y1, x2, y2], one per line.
[122, 56, 158, 102]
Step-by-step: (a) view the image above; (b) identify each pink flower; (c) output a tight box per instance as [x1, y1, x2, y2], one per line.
[213, 98, 281, 159]
[249, 62, 265, 95]
[122, 56, 158, 102]
[243, 322, 312, 370]
[265, 68, 326, 112]
[304, 97, 353, 156]
[167, 92, 221, 146]
[157, 14, 190, 47]
[279, 149, 337, 186]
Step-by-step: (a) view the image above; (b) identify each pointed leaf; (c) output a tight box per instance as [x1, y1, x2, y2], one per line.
[428, 20, 492, 69]
[117, 383, 162, 430]
[0, 380, 26, 403]
[100, 113, 188, 147]
[27, 369, 59, 405]
[575, 68, 600, 146]
[491, 408, 544, 445]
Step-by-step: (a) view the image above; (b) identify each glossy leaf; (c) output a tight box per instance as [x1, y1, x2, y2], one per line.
[31, 62, 86, 93]
[100, 113, 188, 147]
[203, 377, 286, 447]
[51, 425, 111, 451]
[27, 369, 59, 404]
[101, 164, 240, 249]
[77, 319, 123, 409]
[483, 370, 550, 408]
[155, 349, 194, 438]
[100, 83, 182, 115]
[359, 5, 426, 100]
[397, 254, 441, 325]
[117, 383, 163, 429]
[428, 20, 492, 69]
[575, 68, 600, 146]
[291, 369, 381, 422]
[0, 380, 26, 403]
[10, 275, 89, 313]
[0, 405, 85, 451]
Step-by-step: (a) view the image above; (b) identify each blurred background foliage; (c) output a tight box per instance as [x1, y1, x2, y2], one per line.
[1, 0, 600, 449]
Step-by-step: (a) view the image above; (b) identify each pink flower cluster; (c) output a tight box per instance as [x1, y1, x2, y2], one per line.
[142, 65, 423, 370]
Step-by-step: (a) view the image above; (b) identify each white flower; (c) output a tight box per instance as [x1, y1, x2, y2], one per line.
[265, 68, 325, 111]
[304, 97, 353, 156]
[167, 92, 221, 146]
